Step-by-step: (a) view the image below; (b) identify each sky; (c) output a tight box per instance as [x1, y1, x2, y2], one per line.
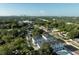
[0, 3, 79, 16]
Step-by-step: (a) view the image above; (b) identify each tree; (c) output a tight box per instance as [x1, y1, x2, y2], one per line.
[2, 35, 13, 43]
[38, 43, 53, 55]
[0, 45, 11, 55]
[67, 29, 79, 39]
[32, 28, 44, 37]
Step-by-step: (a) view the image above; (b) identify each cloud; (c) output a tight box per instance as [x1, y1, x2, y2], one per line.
[39, 10, 46, 16]
[40, 10, 45, 13]
[0, 9, 47, 16]
[39, 10, 45, 14]
[0, 10, 32, 16]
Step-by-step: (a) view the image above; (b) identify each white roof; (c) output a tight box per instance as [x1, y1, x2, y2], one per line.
[23, 20, 32, 23]
[66, 22, 73, 25]
[56, 50, 71, 55]
[32, 36, 45, 48]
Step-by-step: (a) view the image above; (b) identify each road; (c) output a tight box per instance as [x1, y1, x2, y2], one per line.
[39, 26, 79, 55]
[51, 31, 79, 55]
[34, 24, 79, 55]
